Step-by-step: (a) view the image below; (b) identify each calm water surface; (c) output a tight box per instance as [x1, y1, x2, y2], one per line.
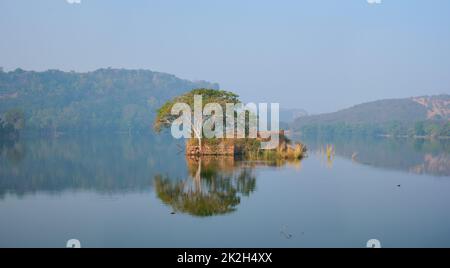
[0, 134, 449, 247]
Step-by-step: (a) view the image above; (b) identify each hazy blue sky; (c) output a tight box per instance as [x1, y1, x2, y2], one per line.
[1, 0, 449, 113]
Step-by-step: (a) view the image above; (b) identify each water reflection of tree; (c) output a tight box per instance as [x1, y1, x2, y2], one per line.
[154, 156, 256, 217]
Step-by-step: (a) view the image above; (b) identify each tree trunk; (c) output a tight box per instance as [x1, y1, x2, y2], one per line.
[198, 137, 202, 155]
[194, 157, 202, 193]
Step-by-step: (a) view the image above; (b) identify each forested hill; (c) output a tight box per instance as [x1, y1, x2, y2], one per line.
[0, 68, 219, 132]
[292, 95, 450, 137]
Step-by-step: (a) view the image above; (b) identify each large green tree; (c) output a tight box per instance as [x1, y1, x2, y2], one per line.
[154, 88, 240, 152]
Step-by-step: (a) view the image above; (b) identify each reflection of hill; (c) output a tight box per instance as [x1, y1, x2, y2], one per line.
[0, 134, 186, 198]
[410, 154, 450, 176]
[300, 136, 450, 176]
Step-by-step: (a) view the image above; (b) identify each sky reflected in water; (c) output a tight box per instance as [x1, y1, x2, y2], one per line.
[0, 134, 449, 247]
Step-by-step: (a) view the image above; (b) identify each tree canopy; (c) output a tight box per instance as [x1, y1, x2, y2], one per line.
[153, 88, 240, 132]
[0, 108, 24, 139]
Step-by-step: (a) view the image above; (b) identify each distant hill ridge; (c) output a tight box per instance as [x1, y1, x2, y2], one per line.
[0, 68, 219, 132]
[292, 94, 450, 137]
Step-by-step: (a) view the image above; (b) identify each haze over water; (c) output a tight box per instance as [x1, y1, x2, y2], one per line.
[0, 134, 448, 247]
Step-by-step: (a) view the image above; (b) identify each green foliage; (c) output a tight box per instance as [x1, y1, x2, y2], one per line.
[0, 68, 219, 132]
[154, 88, 240, 132]
[297, 120, 450, 138]
[422, 120, 449, 137]
[0, 108, 25, 139]
[414, 121, 426, 136]
[3, 108, 25, 130]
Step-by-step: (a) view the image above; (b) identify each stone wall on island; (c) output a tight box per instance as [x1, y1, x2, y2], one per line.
[185, 130, 287, 156]
[186, 141, 235, 155]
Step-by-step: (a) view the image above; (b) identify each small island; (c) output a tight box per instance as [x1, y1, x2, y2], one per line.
[154, 88, 307, 160]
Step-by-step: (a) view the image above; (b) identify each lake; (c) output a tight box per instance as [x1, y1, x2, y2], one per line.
[0, 134, 449, 247]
